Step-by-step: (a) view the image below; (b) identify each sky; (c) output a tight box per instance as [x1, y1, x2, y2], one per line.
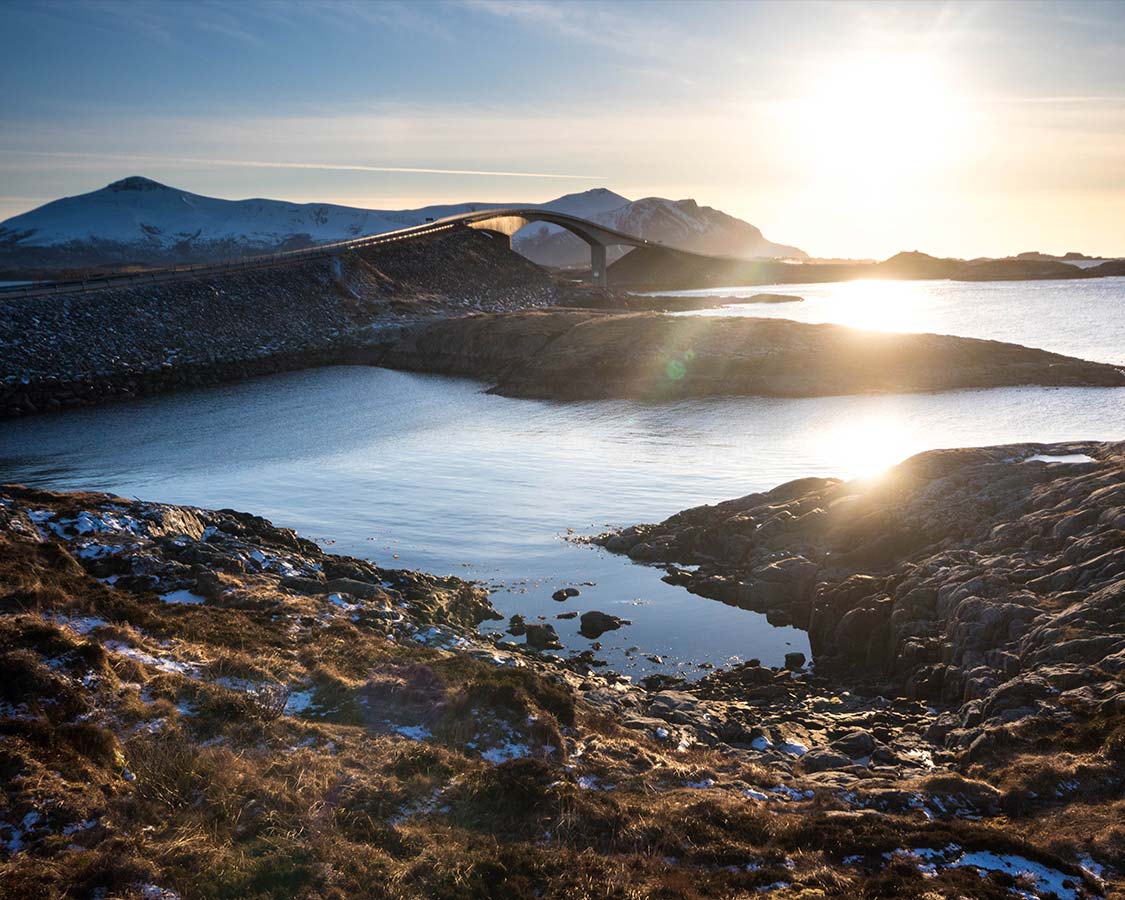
[2, 0, 1124, 259]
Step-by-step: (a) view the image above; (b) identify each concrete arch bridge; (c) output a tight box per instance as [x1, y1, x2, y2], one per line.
[435, 207, 655, 287]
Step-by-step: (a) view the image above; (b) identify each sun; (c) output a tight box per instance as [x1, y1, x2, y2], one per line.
[791, 52, 969, 187]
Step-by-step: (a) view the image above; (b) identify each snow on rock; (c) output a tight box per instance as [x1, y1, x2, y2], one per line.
[411, 625, 469, 650]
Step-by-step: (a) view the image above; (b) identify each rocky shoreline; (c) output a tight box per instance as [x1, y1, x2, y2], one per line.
[0, 229, 558, 419]
[1, 447, 1121, 897]
[369, 309, 1125, 401]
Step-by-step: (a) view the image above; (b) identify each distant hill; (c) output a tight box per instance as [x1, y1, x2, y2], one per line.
[0, 178, 806, 271]
[605, 245, 1119, 289]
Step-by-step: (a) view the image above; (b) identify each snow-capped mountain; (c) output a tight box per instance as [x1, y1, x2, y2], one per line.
[0, 177, 805, 270]
[514, 192, 806, 266]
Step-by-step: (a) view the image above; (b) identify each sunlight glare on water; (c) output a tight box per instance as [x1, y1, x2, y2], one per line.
[660, 276, 1125, 364]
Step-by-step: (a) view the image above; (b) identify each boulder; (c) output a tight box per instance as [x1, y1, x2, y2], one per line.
[524, 623, 561, 650]
[801, 749, 852, 772]
[579, 610, 630, 638]
[830, 730, 876, 760]
[552, 587, 580, 601]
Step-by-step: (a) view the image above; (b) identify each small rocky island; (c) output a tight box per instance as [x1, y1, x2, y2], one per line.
[1, 439, 1120, 897]
[370, 309, 1125, 401]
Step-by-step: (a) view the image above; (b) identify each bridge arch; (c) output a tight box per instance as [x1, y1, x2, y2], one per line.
[445, 208, 651, 287]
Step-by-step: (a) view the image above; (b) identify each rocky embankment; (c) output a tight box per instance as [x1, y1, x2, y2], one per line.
[370, 309, 1125, 400]
[597, 442, 1125, 878]
[0, 229, 556, 419]
[1, 478, 1120, 898]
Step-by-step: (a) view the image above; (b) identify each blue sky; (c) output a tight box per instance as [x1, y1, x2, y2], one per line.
[2, 0, 1124, 257]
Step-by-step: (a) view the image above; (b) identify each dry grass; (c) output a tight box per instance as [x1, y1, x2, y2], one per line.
[0, 492, 1116, 899]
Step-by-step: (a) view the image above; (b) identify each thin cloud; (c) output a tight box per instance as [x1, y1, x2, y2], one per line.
[462, 0, 705, 58]
[3, 150, 604, 181]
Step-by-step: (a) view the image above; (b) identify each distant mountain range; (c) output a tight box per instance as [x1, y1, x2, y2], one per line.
[0, 177, 806, 271]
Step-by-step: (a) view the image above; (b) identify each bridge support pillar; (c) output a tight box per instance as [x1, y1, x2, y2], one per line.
[590, 243, 607, 288]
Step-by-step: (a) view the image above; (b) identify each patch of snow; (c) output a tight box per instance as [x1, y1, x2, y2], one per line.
[103, 640, 200, 676]
[74, 543, 121, 559]
[771, 785, 814, 802]
[53, 615, 108, 635]
[480, 741, 531, 764]
[903, 747, 935, 768]
[413, 625, 469, 650]
[684, 777, 715, 789]
[1078, 854, 1105, 880]
[160, 590, 206, 605]
[893, 846, 1082, 900]
[390, 723, 432, 741]
[283, 688, 318, 716]
[138, 885, 181, 900]
[1025, 454, 1096, 464]
[61, 818, 98, 836]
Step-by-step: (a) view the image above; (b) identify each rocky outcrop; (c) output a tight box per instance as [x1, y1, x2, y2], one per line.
[596, 441, 1125, 771]
[370, 309, 1125, 400]
[0, 229, 557, 419]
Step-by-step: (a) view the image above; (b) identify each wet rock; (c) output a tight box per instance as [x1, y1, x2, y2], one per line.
[661, 566, 694, 586]
[507, 614, 527, 636]
[784, 651, 807, 671]
[579, 610, 630, 639]
[524, 623, 562, 650]
[552, 587, 580, 601]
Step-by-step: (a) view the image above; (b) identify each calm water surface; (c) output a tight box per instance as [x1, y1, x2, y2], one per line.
[660, 276, 1125, 364]
[2, 278, 1123, 676]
